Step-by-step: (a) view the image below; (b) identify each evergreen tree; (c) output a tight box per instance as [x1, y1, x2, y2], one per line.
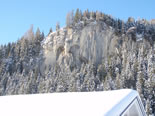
[90, 12, 95, 20]
[96, 11, 101, 21]
[24, 25, 34, 40]
[136, 71, 145, 102]
[48, 27, 53, 35]
[74, 8, 80, 23]
[56, 22, 60, 31]
[35, 28, 41, 40]
[66, 10, 74, 27]
[83, 9, 90, 19]
[146, 99, 151, 116]
[103, 74, 111, 91]
[116, 73, 121, 89]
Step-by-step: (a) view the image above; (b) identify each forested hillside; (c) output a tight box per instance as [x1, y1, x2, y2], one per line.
[0, 9, 155, 115]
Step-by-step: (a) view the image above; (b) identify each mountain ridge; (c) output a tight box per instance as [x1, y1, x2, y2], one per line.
[0, 10, 155, 115]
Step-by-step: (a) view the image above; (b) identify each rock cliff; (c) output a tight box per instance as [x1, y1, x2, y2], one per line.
[43, 21, 119, 69]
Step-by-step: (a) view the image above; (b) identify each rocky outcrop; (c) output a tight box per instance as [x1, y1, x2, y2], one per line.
[43, 21, 119, 68]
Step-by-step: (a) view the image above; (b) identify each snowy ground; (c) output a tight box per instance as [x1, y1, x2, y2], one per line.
[0, 89, 144, 116]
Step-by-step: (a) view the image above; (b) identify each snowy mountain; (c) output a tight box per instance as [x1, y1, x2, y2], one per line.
[0, 10, 155, 115]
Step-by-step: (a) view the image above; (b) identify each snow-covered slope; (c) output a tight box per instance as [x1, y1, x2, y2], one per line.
[0, 89, 145, 116]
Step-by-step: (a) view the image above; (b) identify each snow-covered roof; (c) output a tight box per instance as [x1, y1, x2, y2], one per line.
[0, 89, 140, 116]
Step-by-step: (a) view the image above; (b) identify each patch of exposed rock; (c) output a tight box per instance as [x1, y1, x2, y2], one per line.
[43, 21, 119, 69]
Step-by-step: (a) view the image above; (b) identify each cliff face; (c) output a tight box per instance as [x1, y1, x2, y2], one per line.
[43, 21, 119, 69]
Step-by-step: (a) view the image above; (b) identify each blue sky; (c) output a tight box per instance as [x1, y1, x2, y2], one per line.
[0, 0, 155, 45]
